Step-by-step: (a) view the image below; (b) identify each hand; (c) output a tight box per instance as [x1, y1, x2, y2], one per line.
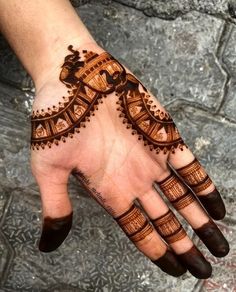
[31, 43, 229, 279]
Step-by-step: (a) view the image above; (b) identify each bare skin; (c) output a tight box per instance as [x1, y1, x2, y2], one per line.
[0, 0, 229, 279]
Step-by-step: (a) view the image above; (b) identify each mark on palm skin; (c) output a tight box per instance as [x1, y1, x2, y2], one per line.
[31, 45, 186, 154]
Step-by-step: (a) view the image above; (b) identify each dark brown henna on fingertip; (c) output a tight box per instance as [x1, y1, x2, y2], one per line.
[114, 204, 154, 242]
[151, 209, 187, 244]
[198, 189, 226, 220]
[194, 220, 230, 257]
[176, 159, 226, 219]
[39, 213, 73, 252]
[157, 173, 195, 210]
[177, 246, 212, 279]
[31, 45, 186, 154]
[152, 250, 187, 277]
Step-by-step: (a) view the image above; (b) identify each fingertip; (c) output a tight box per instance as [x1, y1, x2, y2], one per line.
[39, 212, 73, 252]
[152, 250, 187, 277]
[178, 246, 212, 279]
[194, 220, 230, 258]
[198, 190, 226, 220]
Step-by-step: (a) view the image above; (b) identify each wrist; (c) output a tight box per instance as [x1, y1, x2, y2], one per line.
[33, 42, 107, 111]
[34, 37, 98, 93]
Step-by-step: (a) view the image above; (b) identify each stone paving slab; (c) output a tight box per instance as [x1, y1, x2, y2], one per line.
[73, 0, 236, 22]
[221, 26, 236, 122]
[78, 2, 227, 110]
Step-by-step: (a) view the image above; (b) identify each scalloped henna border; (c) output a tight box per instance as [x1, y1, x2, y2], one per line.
[31, 92, 105, 150]
[31, 47, 186, 153]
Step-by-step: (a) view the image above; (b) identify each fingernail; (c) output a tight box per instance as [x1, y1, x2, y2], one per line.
[39, 212, 73, 252]
[198, 189, 226, 220]
[178, 246, 212, 279]
[194, 220, 230, 257]
[152, 250, 187, 277]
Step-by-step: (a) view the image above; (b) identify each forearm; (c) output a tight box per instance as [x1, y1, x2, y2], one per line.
[0, 0, 96, 90]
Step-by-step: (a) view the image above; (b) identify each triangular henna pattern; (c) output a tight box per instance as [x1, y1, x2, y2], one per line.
[31, 45, 186, 153]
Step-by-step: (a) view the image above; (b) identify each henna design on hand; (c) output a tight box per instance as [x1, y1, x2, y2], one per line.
[158, 173, 195, 210]
[114, 204, 154, 242]
[151, 209, 187, 244]
[177, 159, 213, 194]
[31, 45, 186, 154]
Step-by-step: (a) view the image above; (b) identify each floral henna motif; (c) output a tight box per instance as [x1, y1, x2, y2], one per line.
[31, 45, 186, 153]
[114, 204, 154, 242]
[151, 209, 187, 244]
[158, 173, 195, 210]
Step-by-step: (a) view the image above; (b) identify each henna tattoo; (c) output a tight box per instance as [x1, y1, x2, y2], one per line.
[177, 246, 212, 279]
[158, 173, 195, 210]
[194, 220, 229, 258]
[177, 159, 213, 193]
[114, 204, 154, 242]
[39, 213, 73, 252]
[151, 250, 187, 277]
[151, 209, 186, 244]
[116, 74, 185, 154]
[31, 45, 185, 154]
[73, 170, 116, 216]
[171, 192, 195, 210]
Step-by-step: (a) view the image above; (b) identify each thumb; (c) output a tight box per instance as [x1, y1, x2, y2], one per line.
[34, 168, 73, 253]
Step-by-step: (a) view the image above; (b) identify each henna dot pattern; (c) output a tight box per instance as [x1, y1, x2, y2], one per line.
[31, 45, 186, 153]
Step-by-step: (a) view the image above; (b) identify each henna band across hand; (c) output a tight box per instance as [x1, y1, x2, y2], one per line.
[151, 209, 187, 244]
[177, 159, 213, 194]
[31, 45, 186, 154]
[158, 173, 195, 210]
[114, 204, 154, 243]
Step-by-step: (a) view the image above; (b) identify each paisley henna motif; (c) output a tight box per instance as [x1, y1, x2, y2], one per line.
[151, 209, 187, 244]
[31, 45, 186, 153]
[114, 204, 154, 242]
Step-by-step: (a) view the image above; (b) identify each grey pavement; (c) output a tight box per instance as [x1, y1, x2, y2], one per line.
[0, 1, 235, 291]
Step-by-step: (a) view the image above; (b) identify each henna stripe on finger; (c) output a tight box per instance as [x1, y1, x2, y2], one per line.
[151, 209, 187, 244]
[171, 192, 196, 210]
[176, 158, 212, 193]
[176, 159, 226, 220]
[114, 204, 154, 242]
[157, 173, 195, 210]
